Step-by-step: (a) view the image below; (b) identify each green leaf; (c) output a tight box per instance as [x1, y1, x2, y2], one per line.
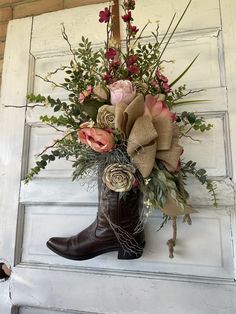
[54, 105, 61, 112]
[159, 13, 176, 47]
[41, 160, 47, 167]
[49, 155, 56, 161]
[81, 99, 104, 121]
[52, 150, 60, 156]
[170, 54, 199, 87]
[159, 0, 192, 60]
[41, 154, 49, 161]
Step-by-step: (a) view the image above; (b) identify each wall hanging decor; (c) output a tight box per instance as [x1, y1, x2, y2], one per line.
[25, 0, 217, 260]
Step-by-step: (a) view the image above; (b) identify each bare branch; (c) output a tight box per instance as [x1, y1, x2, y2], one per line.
[36, 74, 70, 91]
[46, 123, 65, 133]
[61, 24, 79, 67]
[36, 131, 76, 157]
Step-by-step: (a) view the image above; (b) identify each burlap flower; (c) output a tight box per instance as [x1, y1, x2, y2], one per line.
[102, 163, 136, 192]
[97, 105, 115, 128]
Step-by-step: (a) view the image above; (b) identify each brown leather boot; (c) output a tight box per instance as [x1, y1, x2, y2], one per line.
[46, 181, 145, 260]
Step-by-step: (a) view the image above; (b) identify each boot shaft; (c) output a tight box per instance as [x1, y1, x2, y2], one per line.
[97, 180, 143, 235]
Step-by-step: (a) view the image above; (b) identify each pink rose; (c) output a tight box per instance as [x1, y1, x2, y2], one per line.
[77, 127, 114, 153]
[144, 94, 175, 121]
[108, 80, 136, 106]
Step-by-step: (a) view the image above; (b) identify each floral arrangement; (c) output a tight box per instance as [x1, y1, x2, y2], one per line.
[26, 0, 217, 258]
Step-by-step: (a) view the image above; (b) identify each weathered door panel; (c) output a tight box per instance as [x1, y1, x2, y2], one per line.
[1, 1, 236, 313]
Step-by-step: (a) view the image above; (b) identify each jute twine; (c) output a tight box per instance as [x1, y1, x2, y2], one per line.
[166, 171, 194, 258]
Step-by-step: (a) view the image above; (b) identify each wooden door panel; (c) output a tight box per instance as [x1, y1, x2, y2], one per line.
[17, 0, 235, 280]
[12, 267, 236, 314]
[132, 0, 221, 35]
[19, 204, 234, 279]
[1, 1, 236, 313]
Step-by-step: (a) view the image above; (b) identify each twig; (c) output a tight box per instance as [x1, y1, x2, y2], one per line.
[46, 123, 65, 133]
[46, 65, 72, 76]
[159, 59, 175, 64]
[181, 133, 201, 142]
[61, 24, 79, 67]
[36, 131, 76, 157]
[36, 74, 70, 91]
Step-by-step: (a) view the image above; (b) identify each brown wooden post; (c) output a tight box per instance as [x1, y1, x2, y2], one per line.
[111, 0, 121, 46]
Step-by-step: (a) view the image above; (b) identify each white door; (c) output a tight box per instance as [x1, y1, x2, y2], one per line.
[1, 1, 236, 313]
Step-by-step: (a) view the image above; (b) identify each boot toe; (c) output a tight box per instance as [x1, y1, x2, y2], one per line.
[47, 237, 67, 254]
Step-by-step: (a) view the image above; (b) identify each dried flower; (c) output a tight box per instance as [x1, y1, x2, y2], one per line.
[102, 163, 136, 192]
[96, 105, 115, 128]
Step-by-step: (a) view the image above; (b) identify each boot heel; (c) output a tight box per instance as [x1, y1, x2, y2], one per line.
[117, 248, 143, 260]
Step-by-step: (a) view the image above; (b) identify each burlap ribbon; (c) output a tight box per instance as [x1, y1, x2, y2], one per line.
[115, 94, 183, 177]
[114, 94, 191, 216]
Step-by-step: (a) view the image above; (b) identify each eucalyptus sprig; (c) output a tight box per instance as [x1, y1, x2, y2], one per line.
[177, 111, 213, 139]
[181, 160, 218, 207]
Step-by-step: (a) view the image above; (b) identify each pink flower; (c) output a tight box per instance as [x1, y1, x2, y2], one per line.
[126, 54, 138, 66]
[77, 127, 114, 153]
[156, 70, 171, 93]
[128, 64, 140, 74]
[79, 86, 93, 103]
[108, 80, 136, 106]
[99, 7, 111, 23]
[87, 85, 93, 94]
[128, 24, 139, 35]
[105, 48, 118, 60]
[162, 82, 171, 93]
[110, 61, 121, 69]
[144, 94, 175, 121]
[103, 73, 113, 84]
[122, 11, 132, 22]
[79, 93, 86, 103]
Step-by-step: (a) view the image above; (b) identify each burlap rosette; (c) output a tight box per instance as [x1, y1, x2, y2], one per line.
[114, 94, 194, 216]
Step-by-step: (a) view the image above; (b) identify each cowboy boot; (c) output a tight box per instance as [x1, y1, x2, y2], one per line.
[46, 180, 145, 260]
